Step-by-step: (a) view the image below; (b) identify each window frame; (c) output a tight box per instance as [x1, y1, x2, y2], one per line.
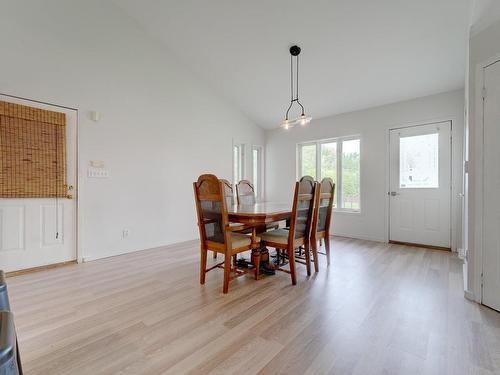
[233, 143, 245, 184]
[297, 135, 361, 213]
[251, 145, 264, 201]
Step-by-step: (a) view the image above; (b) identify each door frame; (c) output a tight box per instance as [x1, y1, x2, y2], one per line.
[470, 55, 500, 304]
[0, 92, 82, 265]
[385, 119, 454, 249]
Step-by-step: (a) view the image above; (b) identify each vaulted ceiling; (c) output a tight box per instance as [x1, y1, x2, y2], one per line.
[113, 0, 471, 129]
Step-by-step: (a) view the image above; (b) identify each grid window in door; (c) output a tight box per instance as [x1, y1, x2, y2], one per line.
[252, 146, 263, 200]
[233, 144, 244, 183]
[0, 100, 67, 198]
[399, 133, 439, 188]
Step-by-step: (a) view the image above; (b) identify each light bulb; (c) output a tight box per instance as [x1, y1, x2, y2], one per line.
[282, 119, 290, 129]
[299, 114, 312, 126]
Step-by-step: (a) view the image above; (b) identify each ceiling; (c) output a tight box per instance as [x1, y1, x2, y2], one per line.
[112, 0, 471, 129]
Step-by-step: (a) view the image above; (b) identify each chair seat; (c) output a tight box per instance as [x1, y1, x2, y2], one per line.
[260, 228, 290, 245]
[230, 232, 260, 249]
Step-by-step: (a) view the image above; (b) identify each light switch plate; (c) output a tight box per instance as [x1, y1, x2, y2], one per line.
[88, 167, 109, 178]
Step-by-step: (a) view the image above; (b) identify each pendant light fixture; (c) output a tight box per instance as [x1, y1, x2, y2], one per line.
[281, 45, 312, 129]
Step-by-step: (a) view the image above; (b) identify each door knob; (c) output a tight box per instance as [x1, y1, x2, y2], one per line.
[389, 191, 399, 196]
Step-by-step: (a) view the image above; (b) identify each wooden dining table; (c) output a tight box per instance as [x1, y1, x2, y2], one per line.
[227, 202, 292, 227]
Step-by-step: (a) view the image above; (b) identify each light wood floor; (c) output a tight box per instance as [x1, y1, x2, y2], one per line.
[7, 237, 500, 375]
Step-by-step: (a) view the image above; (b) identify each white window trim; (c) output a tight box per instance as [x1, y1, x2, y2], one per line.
[233, 143, 245, 184]
[251, 145, 264, 202]
[297, 135, 361, 213]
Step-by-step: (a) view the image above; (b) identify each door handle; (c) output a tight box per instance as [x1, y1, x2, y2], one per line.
[388, 191, 399, 196]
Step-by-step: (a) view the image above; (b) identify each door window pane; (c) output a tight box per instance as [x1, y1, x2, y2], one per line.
[400, 133, 439, 188]
[233, 144, 244, 183]
[252, 147, 261, 198]
[341, 139, 360, 210]
[300, 144, 316, 179]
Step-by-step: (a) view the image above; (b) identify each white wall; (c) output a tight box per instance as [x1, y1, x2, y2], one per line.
[266, 90, 464, 247]
[0, 0, 264, 261]
[465, 17, 500, 299]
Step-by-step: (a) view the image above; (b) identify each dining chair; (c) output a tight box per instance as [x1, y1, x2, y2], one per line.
[259, 178, 318, 284]
[311, 178, 335, 268]
[221, 179, 235, 207]
[236, 179, 280, 234]
[215, 179, 235, 260]
[193, 174, 261, 293]
[236, 180, 256, 205]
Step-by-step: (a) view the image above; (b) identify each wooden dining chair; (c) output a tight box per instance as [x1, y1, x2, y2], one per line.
[221, 179, 235, 207]
[311, 178, 335, 269]
[214, 179, 235, 260]
[193, 174, 261, 293]
[259, 179, 317, 284]
[236, 180, 256, 205]
[237, 179, 280, 233]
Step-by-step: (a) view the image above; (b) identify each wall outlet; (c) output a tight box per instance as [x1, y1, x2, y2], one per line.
[122, 229, 130, 238]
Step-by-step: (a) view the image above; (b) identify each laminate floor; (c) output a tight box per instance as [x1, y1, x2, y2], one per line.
[7, 237, 500, 374]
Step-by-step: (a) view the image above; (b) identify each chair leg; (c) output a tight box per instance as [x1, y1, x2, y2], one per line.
[233, 255, 238, 268]
[223, 253, 232, 294]
[319, 238, 323, 247]
[325, 235, 331, 266]
[287, 246, 297, 285]
[200, 245, 208, 284]
[304, 242, 312, 276]
[213, 251, 217, 259]
[312, 239, 319, 273]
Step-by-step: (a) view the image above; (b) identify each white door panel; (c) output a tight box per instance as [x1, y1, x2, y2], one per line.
[483, 60, 500, 312]
[389, 122, 451, 248]
[0, 96, 77, 272]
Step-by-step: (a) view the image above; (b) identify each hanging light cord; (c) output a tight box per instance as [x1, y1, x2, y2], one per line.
[285, 51, 306, 121]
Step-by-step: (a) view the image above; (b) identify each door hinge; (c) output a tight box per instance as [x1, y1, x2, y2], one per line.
[482, 87, 487, 99]
[481, 272, 484, 287]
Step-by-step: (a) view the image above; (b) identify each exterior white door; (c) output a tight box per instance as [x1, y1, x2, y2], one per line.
[389, 122, 451, 248]
[0, 96, 77, 272]
[482, 60, 500, 312]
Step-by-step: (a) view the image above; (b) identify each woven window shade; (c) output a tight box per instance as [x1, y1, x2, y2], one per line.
[0, 100, 67, 198]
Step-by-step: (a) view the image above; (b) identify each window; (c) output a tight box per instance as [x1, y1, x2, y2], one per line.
[399, 133, 439, 188]
[341, 139, 360, 210]
[252, 146, 263, 200]
[233, 144, 244, 183]
[298, 136, 361, 211]
[300, 143, 317, 179]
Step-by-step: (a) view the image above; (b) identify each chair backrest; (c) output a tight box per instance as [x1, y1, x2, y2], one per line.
[299, 175, 315, 183]
[236, 180, 256, 205]
[193, 174, 229, 245]
[220, 179, 235, 208]
[312, 178, 335, 234]
[288, 178, 317, 242]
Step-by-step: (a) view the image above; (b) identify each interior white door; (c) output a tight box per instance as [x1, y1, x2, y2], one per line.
[389, 122, 451, 248]
[482, 60, 500, 312]
[0, 96, 77, 272]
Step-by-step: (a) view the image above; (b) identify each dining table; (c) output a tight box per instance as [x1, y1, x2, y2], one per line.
[227, 202, 292, 227]
[227, 202, 292, 272]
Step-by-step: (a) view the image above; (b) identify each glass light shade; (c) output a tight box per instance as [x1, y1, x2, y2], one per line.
[298, 114, 312, 126]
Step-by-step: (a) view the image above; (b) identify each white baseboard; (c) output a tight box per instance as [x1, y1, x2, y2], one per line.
[331, 232, 386, 243]
[82, 239, 198, 262]
[464, 290, 479, 303]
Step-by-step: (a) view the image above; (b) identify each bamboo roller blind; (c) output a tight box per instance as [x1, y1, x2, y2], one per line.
[0, 100, 67, 198]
